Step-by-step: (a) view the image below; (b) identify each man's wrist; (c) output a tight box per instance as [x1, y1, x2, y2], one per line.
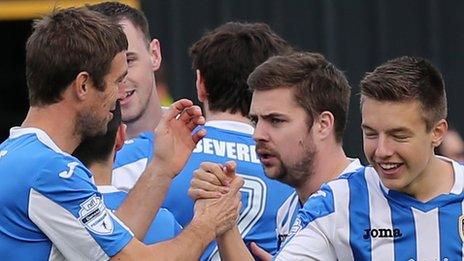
[188, 215, 217, 244]
[146, 158, 176, 179]
[217, 225, 239, 241]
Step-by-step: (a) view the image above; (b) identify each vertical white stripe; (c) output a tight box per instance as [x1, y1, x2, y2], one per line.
[275, 215, 338, 260]
[285, 196, 299, 232]
[365, 168, 395, 260]
[412, 207, 440, 260]
[276, 192, 298, 236]
[330, 179, 354, 261]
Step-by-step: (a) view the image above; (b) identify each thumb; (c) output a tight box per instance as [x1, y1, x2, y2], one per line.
[223, 160, 237, 178]
[250, 242, 272, 261]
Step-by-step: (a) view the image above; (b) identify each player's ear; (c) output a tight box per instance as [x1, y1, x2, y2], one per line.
[149, 39, 162, 71]
[315, 111, 335, 141]
[115, 123, 127, 152]
[74, 71, 91, 101]
[431, 119, 448, 148]
[196, 70, 207, 103]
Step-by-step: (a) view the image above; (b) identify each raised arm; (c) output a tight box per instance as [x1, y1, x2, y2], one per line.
[116, 99, 205, 239]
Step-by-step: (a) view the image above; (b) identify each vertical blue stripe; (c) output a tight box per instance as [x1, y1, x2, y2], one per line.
[348, 170, 371, 261]
[439, 198, 463, 260]
[289, 200, 301, 230]
[388, 200, 416, 260]
[281, 194, 298, 228]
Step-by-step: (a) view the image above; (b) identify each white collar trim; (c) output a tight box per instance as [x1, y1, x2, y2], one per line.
[9, 127, 68, 155]
[205, 120, 254, 135]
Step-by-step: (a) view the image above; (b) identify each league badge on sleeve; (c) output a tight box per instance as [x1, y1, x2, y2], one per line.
[79, 194, 114, 235]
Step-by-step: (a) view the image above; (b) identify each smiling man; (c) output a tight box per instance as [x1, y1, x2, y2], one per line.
[0, 7, 241, 260]
[275, 56, 463, 260]
[0, 8, 130, 259]
[88, 2, 165, 191]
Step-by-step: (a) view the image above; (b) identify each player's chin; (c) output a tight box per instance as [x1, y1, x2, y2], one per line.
[378, 175, 406, 191]
[264, 166, 284, 181]
[262, 166, 276, 179]
[121, 109, 141, 123]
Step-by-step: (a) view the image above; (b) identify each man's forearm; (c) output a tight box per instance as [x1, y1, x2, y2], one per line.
[116, 163, 173, 240]
[217, 226, 254, 261]
[148, 216, 216, 260]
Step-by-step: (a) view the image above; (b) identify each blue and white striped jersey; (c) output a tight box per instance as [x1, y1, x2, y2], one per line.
[0, 128, 133, 260]
[276, 159, 464, 261]
[112, 131, 154, 191]
[98, 185, 182, 244]
[275, 158, 362, 251]
[162, 121, 293, 260]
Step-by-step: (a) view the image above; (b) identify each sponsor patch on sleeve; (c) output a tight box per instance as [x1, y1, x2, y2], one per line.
[78, 195, 114, 235]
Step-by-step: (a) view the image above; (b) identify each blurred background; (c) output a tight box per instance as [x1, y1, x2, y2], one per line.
[1, 0, 464, 162]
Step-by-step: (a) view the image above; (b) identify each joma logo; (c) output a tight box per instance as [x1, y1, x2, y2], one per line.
[363, 228, 402, 239]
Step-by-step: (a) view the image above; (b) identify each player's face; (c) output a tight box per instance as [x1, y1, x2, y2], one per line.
[118, 19, 160, 124]
[361, 98, 436, 194]
[77, 51, 128, 138]
[250, 87, 316, 188]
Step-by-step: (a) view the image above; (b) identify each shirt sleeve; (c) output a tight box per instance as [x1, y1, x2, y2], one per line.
[274, 184, 337, 261]
[29, 155, 133, 259]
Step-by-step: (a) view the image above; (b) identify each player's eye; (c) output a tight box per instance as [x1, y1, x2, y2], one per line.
[249, 116, 257, 127]
[270, 118, 284, 125]
[392, 134, 410, 141]
[127, 57, 136, 66]
[363, 132, 378, 139]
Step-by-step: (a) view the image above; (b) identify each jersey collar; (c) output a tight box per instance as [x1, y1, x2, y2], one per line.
[205, 120, 254, 135]
[9, 127, 68, 155]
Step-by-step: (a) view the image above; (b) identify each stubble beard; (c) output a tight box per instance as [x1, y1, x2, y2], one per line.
[75, 108, 107, 142]
[272, 146, 316, 189]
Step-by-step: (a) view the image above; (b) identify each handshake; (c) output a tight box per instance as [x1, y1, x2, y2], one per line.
[189, 161, 244, 237]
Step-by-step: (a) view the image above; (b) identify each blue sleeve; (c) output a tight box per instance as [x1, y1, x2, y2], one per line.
[282, 183, 335, 248]
[31, 155, 133, 257]
[299, 184, 335, 224]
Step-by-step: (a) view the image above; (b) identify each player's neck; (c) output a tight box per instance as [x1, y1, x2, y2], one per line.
[89, 161, 113, 185]
[125, 99, 162, 139]
[22, 105, 80, 154]
[296, 144, 349, 204]
[399, 155, 454, 202]
[204, 108, 251, 124]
